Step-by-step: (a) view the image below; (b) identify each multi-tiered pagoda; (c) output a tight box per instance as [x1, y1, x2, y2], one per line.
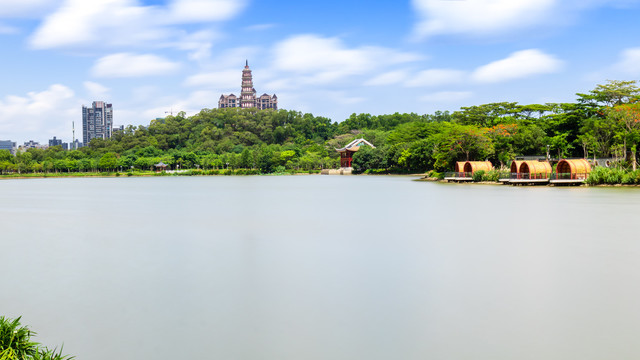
[218, 61, 277, 110]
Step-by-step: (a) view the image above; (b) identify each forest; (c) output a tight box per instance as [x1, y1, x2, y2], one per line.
[0, 80, 639, 177]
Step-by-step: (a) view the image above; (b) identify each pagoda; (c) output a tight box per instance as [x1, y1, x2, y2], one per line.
[336, 139, 375, 168]
[219, 61, 277, 110]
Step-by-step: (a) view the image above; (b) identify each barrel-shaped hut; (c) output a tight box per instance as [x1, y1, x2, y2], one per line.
[519, 160, 552, 179]
[556, 159, 591, 179]
[454, 161, 466, 175]
[463, 161, 493, 175]
[510, 160, 525, 178]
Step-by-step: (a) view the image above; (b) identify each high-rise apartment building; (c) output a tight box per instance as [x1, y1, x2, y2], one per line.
[49, 136, 62, 147]
[0, 140, 16, 155]
[82, 101, 113, 145]
[219, 61, 277, 110]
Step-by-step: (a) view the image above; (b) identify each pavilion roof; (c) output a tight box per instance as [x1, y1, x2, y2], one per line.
[336, 138, 375, 152]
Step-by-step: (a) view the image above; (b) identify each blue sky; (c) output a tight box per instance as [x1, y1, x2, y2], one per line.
[1, 0, 640, 144]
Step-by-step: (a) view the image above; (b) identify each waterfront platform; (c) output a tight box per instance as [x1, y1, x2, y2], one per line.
[509, 178, 550, 185]
[550, 179, 585, 185]
[444, 176, 473, 182]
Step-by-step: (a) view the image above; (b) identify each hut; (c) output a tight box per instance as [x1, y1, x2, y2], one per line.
[463, 161, 493, 175]
[510, 160, 525, 178]
[556, 159, 591, 179]
[336, 138, 375, 168]
[519, 160, 552, 179]
[454, 161, 466, 175]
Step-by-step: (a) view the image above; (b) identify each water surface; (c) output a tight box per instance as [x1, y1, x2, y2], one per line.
[2, 176, 640, 360]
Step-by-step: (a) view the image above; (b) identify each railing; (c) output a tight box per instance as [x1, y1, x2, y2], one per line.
[550, 172, 590, 180]
[443, 171, 591, 182]
[509, 172, 551, 180]
[444, 172, 472, 178]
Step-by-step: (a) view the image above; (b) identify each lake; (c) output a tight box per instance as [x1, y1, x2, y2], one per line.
[2, 176, 640, 360]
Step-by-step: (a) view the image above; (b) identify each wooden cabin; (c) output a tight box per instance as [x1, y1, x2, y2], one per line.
[336, 138, 375, 168]
[556, 159, 591, 179]
[463, 161, 493, 174]
[454, 161, 466, 174]
[519, 160, 552, 179]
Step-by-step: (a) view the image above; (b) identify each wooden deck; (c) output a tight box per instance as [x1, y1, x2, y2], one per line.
[550, 179, 585, 185]
[509, 178, 550, 185]
[444, 177, 473, 182]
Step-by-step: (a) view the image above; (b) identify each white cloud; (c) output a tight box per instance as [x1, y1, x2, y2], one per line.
[83, 81, 110, 98]
[412, 0, 556, 39]
[411, 0, 640, 40]
[0, 84, 78, 141]
[364, 70, 409, 86]
[419, 91, 473, 103]
[29, 0, 245, 51]
[405, 68, 466, 87]
[271, 34, 421, 85]
[91, 53, 181, 78]
[612, 47, 640, 75]
[166, 0, 247, 23]
[472, 49, 563, 83]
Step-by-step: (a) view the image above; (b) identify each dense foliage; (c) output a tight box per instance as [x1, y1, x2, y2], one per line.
[0, 317, 73, 360]
[1, 80, 639, 176]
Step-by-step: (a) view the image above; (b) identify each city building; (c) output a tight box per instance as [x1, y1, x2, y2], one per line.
[82, 101, 113, 145]
[72, 139, 82, 150]
[49, 136, 62, 147]
[219, 61, 277, 110]
[0, 140, 17, 155]
[22, 140, 40, 149]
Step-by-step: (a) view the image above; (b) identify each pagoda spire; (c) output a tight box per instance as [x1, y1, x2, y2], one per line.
[241, 59, 256, 108]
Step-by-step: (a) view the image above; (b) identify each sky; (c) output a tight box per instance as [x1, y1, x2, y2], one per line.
[1, 0, 640, 144]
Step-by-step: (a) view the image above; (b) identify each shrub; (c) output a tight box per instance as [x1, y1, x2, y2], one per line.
[586, 167, 606, 185]
[482, 169, 500, 182]
[604, 168, 625, 184]
[621, 172, 636, 184]
[472, 170, 485, 182]
[0, 316, 73, 360]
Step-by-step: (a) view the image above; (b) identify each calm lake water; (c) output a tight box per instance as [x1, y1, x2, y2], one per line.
[2, 176, 640, 360]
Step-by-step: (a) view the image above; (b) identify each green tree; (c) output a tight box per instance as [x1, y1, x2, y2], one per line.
[98, 152, 118, 171]
[577, 80, 640, 106]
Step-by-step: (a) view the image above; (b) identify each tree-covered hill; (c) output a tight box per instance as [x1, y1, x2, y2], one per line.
[1, 80, 638, 175]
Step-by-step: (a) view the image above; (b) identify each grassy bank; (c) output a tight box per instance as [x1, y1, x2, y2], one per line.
[0, 168, 324, 179]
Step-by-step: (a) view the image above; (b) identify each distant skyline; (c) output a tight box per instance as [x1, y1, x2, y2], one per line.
[1, 0, 639, 143]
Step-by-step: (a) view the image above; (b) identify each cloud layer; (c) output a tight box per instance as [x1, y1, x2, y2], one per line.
[472, 49, 563, 83]
[29, 0, 245, 51]
[412, 0, 556, 39]
[91, 53, 181, 78]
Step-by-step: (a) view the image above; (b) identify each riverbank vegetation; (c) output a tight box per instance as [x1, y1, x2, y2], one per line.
[1, 80, 639, 183]
[0, 316, 73, 360]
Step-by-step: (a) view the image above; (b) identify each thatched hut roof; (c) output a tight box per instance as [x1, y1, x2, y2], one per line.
[510, 160, 525, 174]
[519, 160, 552, 174]
[557, 159, 591, 179]
[463, 161, 493, 174]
